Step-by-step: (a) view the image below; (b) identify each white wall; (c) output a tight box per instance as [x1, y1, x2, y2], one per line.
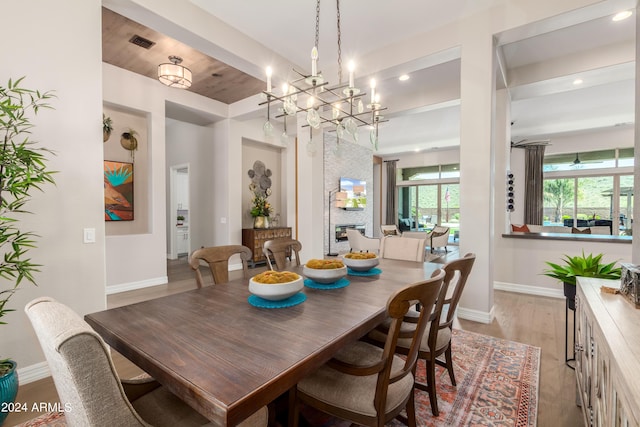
[0, 0, 106, 380]
[102, 63, 228, 292]
[495, 238, 631, 295]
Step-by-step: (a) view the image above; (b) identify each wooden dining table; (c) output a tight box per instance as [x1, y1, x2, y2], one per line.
[85, 259, 439, 426]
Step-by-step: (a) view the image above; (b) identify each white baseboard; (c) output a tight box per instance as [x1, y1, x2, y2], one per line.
[17, 361, 50, 384]
[106, 262, 244, 295]
[106, 276, 168, 295]
[494, 281, 564, 299]
[457, 305, 494, 324]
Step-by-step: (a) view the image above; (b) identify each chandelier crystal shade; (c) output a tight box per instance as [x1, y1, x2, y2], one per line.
[158, 55, 192, 89]
[259, 0, 386, 150]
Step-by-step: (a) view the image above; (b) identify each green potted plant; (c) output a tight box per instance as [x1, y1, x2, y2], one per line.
[103, 113, 113, 142]
[0, 77, 55, 424]
[177, 215, 185, 226]
[543, 251, 621, 310]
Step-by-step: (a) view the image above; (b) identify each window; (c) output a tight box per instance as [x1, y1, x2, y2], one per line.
[543, 148, 632, 172]
[543, 179, 574, 225]
[575, 176, 613, 226]
[401, 164, 460, 180]
[542, 148, 633, 235]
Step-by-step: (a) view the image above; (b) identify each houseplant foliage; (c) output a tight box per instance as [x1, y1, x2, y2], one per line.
[543, 251, 621, 309]
[103, 113, 113, 142]
[250, 191, 272, 218]
[0, 77, 55, 376]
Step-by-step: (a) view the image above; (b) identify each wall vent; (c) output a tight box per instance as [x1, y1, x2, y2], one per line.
[128, 35, 155, 49]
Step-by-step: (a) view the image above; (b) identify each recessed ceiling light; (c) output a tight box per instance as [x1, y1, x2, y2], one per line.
[612, 10, 633, 21]
[573, 78, 583, 85]
[613, 10, 632, 21]
[399, 74, 410, 81]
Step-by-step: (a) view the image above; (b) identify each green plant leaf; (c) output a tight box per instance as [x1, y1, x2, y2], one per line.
[542, 250, 621, 286]
[0, 77, 55, 323]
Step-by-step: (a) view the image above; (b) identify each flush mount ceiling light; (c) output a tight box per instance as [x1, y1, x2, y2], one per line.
[158, 55, 192, 89]
[260, 0, 387, 151]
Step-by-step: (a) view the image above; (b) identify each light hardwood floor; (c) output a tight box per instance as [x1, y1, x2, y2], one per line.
[7, 254, 583, 426]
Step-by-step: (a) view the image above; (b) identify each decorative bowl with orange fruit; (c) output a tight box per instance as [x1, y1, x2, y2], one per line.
[341, 252, 379, 272]
[302, 259, 348, 284]
[249, 270, 303, 301]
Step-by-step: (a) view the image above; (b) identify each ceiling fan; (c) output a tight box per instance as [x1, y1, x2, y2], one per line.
[571, 152, 603, 166]
[510, 138, 551, 148]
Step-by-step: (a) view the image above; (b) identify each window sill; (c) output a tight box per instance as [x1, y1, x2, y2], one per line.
[502, 232, 632, 244]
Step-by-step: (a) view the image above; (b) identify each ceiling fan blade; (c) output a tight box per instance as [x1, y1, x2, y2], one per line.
[511, 138, 551, 148]
[571, 153, 603, 166]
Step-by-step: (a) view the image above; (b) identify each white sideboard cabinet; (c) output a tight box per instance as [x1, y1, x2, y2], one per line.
[575, 277, 640, 427]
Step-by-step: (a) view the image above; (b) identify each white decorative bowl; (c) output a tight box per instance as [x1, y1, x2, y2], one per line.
[303, 264, 348, 284]
[249, 273, 303, 301]
[342, 254, 380, 272]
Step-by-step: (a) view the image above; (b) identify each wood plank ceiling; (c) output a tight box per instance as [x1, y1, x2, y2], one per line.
[102, 7, 265, 104]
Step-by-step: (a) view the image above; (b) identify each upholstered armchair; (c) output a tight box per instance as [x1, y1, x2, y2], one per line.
[380, 224, 402, 237]
[346, 229, 380, 253]
[428, 226, 450, 253]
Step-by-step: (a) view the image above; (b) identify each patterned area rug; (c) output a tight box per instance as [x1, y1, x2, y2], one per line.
[16, 329, 539, 427]
[300, 329, 539, 427]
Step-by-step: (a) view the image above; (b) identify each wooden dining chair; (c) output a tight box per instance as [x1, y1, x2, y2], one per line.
[25, 297, 268, 427]
[367, 252, 476, 416]
[262, 238, 302, 271]
[288, 269, 446, 427]
[189, 245, 252, 288]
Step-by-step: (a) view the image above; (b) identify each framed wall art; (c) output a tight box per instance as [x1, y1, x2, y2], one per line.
[104, 160, 134, 221]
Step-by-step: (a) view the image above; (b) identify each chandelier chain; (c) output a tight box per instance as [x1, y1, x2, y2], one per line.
[258, 0, 387, 150]
[315, 0, 321, 53]
[336, 0, 342, 84]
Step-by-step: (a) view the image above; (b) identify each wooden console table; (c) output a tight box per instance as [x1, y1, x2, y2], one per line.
[575, 277, 640, 426]
[242, 227, 292, 265]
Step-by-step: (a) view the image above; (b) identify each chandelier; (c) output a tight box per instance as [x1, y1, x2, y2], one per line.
[158, 55, 192, 89]
[259, 0, 386, 151]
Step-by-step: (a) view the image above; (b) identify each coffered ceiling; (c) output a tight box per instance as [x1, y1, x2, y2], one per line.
[102, 7, 265, 104]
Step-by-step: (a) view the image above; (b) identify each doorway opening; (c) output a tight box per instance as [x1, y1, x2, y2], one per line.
[169, 164, 191, 259]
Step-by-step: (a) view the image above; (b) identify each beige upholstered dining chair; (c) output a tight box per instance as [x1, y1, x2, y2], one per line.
[189, 245, 252, 288]
[288, 269, 445, 427]
[367, 252, 476, 416]
[379, 236, 426, 262]
[24, 297, 268, 427]
[262, 237, 302, 271]
[346, 228, 380, 253]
